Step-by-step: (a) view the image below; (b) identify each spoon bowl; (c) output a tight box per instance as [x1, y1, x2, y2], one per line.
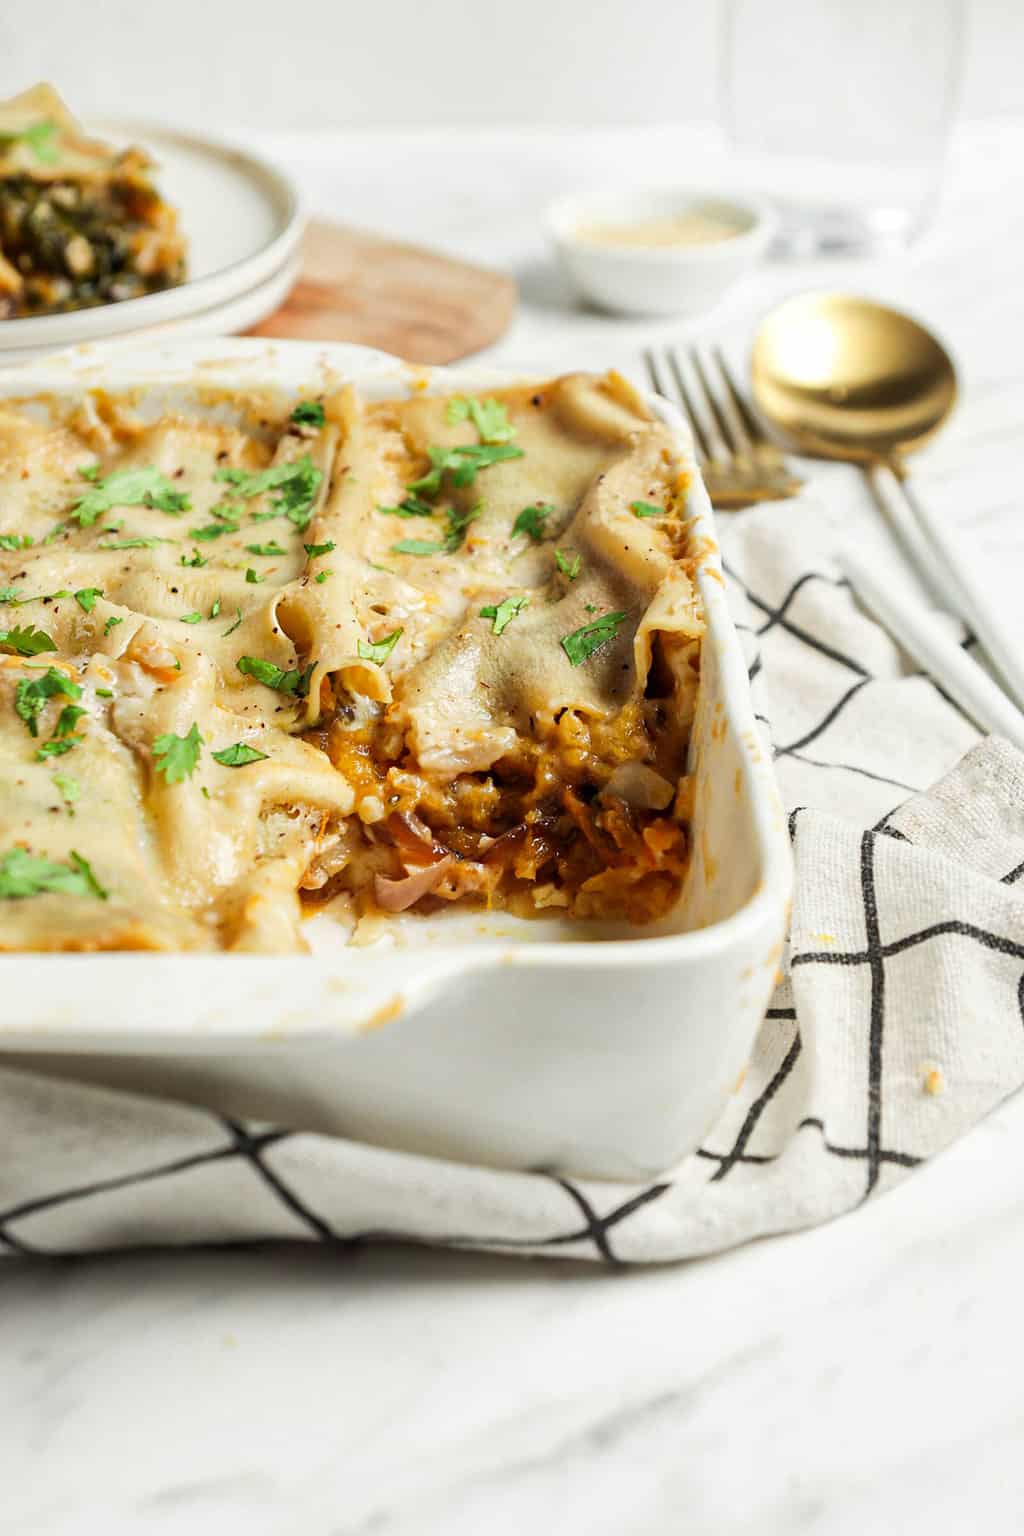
[750, 292, 957, 462]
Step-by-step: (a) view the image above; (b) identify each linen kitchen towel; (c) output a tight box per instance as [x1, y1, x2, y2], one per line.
[2, 491, 1023, 1263]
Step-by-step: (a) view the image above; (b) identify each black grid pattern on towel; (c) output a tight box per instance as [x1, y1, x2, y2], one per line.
[3, 530, 1016, 1266]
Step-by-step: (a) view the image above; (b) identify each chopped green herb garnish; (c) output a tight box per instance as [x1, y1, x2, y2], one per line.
[0, 587, 21, 605]
[54, 704, 87, 738]
[78, 463, 101, 482]
[290, 400, 325, 429]
[223, 609, 244, 637]
[14, 667, 80, 737]
[480, 595, 529, 636]
[99, 536, 171, 550]
[237, 655, 314, 697]
[560, 611, 629, 667]
[215, 455, 322, 532]
[375, 495, 436, 519]
[391, 538, 444, 557]
[42, 522, 68, 545]
[0, 846, 106, 901]
[95, 688, 114, 698]
[446, 396, 517, 444]
[408, 442, 523, 498]
[315, 570, 332, 584]
[53, 772, 81, 814]
[152, 722, 203, 784]
[0, 624, 56, 657]
[180, 549, 209, 568]
[180, 611, 203, 624]
[246, 540, 287, 557]
[35, 735, 81, 760]
[357, 628, 403, 666]
[303, 540, 335, 558]
[210, 597, 221, 619]
[70, 466, 191, 527]
[103, 615, 123, 636]
[630, 501, 663, 519]
[212, 742, 270, 768]
[189, 519, 239, 541]
[554, 549, 581, 581]
[74, 587, 103, 614]
[512, 503, 552, 542]
[0, 534, 32, 551]
[245, 568, 263, 585]
[210, 501, 243, 522]
[0, 119, 62, 165]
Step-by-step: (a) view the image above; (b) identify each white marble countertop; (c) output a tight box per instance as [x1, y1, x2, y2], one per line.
[4, 121, 1024, 1534]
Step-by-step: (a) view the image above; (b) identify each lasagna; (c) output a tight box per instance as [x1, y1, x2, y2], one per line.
[0, 370, 703, 952]
[0, 84, 187, 319]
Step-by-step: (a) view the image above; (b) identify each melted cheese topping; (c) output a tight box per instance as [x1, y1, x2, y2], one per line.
[0, 371, 704, 951]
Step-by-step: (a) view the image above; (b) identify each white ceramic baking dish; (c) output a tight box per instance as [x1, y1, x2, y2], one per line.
[0, 339, 792, 1181]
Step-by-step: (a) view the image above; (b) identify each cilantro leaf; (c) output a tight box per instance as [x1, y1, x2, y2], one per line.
[70, 466, 191, 527]
[560, 611, 629, 667]
[357, 628, 403, 666]
[53, 773, 80, 813]
[512, 503, 552, 542]
[222, 609, 244, 637]
[214, 455, 322, 532]
[391, 538, 445, 557]
[0, 624, 56, 657]
[315, 570, 332, 584]
[554, 549, 581, 581]
[98, 536, 172, 550]
[408, 442, 523, 498]
[152, 722, 203, 784]
[14, 667, 80, 737]
[180, 549, 209, 568]
[35, 736, 82, 760]
[189, 519, 239, 541]
[209, 597, 221, 619]
[630, 500, 663, 519]
[0, 846, 106, 901]
[0, 587, 21, 604]
[180, 611, 203, 624]
[211, 742, 270, 767]
[375, 496, 435, 519]
[446, 396, 516, 445]
[291, 400, 325, 428]
[74, 587, 103, 614]
[236, 656, 314, 697]
[303, 540, 335, 558]
[479, 595, 529, 636]
[245, 568, 263, 585]
[0, 534, 32, 551]
[0, 119, 62, 164]
[54, 704, 87, 738]
[103, 615, 123, 636]
[246, 541, 286, 557]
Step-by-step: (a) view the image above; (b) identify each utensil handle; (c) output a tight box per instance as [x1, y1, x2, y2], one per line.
[897, 474, 1024, 714]
[838, 549, 1024, 752]
[865, 462, 968, 618]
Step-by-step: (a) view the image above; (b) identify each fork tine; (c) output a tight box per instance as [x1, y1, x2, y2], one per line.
[664, 350, 713, 462]
[689, 347, 742, 459]
[712, 346, 769, 446]
[642, 348, 666, 397]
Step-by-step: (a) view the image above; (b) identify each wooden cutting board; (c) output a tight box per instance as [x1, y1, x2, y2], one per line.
[247, 220, 517, 364]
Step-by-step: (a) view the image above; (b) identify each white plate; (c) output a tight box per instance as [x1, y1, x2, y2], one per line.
[0, 122, 304, 356]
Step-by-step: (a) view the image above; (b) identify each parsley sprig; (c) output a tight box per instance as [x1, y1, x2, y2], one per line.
[445, 396, 517, 445]
[15, 667, 81, 738]
[480, 596, 529, 636]
[215, 455, 322, 533]
[357, 629, 403, 666]
[0, 624, 56, 657]
[237, 656, 315, 697]
[0, 847, 106, 901]
[152, 723, 203, 784]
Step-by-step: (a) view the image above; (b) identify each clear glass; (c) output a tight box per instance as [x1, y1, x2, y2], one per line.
[721, 0, 964, 255]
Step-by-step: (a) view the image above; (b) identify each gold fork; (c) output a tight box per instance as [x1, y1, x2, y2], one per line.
[643, 345, 804, 510]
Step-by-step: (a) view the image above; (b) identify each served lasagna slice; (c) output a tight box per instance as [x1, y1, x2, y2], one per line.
[0, 371, 703, 952]
[0, 84, 187, 318]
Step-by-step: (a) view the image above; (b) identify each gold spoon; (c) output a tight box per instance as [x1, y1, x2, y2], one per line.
[749, 292, 1024, 712]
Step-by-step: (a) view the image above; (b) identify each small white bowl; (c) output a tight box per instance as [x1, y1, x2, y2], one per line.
[549, 187, 776, 317]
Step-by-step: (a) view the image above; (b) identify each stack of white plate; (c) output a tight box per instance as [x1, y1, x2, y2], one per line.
[0, 122, 304, 367]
